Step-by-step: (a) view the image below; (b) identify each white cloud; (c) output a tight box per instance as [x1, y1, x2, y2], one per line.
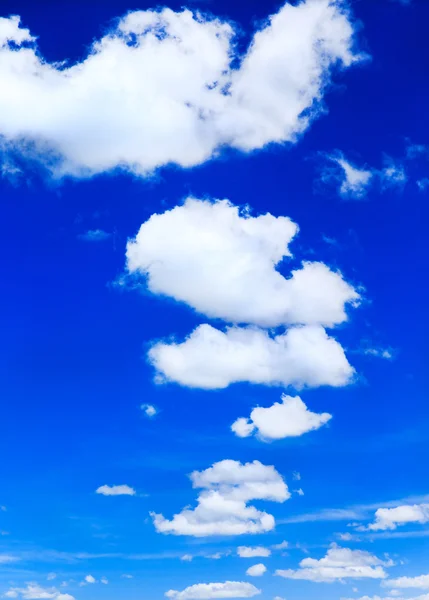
[100, 578, 108, 585]
[275, 544, 392, 582]
[231, 394, 332, 440]
[321, 152, 407, 198]
[320, 153, 370, 198]
[165, 582, 261, 600]
[380, 163, 407, 190]
[96, 484, 136, 496]
[365, 504, 429, 531]
[246, 564, 267, 577]
[326, 155, 373, 198]
[384, 575, 429, 590]
[77, 229, 111, 242]
[126, 198, 359, 328]
[292, 472, 301, 481]
[121, 575, 133, 579]
[84, 575, 96, 584]
[141, 403, 158, 418]
[0, 2, 360, 179]
[294, 489, 305, 496]
[237, 546, 271, 558]
[151, 459, 289, 536]
[4, 583, 75, 600]
[362, 347, 394, 360]
[149, 323, 354, 390]
[181, 554, 193, 562]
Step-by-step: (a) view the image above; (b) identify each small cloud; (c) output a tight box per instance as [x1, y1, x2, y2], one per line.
[319, 151, 407, 199]
[80, 575, 97, 586]
[380, 161, 407, 190]
[141, 403, 158, 418]
[246, 563, 267, 577]
[321, 153, 373, 199]
[121, 574, 133, 579]
[322, 235, 339, 247]
[231, 395, 332, 441]
[417, 178, 429, 191]
[292, 472, 301, 481]
[337, 532, 354, 541]
[206, 552, 229, 560]
[100, 577, 109, 585]
[294, 489, 305, 497]
[96, 484, 136, 497]
[180, 554, 193, 562]
[47, 574, 57, 581]
[406, 142, 428, 159]
[238, 546, 271, 558]
[272, 541, 289, 551]
[78, 229, 111, 242]
[362, 347, 395, 360]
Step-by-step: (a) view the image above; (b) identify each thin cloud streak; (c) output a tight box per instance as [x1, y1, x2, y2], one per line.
[279, 494, 429, 524]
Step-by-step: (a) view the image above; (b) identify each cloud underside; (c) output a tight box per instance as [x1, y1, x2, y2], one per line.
[152, 459, 289, 536]
[0, 0, 360, 178]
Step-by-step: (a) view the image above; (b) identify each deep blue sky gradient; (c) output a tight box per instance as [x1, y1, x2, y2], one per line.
[0, 1, 428, 599]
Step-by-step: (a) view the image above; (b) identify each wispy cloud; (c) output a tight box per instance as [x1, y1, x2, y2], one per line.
[280, 494, 429, 525]
[77, 229, 111, 242]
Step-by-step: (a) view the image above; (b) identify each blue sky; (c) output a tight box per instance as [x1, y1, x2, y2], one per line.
[0, 0, 428, 599]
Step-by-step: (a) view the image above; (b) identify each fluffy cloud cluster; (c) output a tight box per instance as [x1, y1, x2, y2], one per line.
[231, 394, 332, 440]
[151, 459, 289, 536]
[96, 484, 136, 496]
[128, 197, 357, 403]
[275, 544, 392, 582]
[4, 584, 74, 600]
[364, 503, 429, 531]
[0, 1, 360, 178]
[149, 324, 354, 390]
[127, 199, 359, 328]
[165, 582, 261, 600]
